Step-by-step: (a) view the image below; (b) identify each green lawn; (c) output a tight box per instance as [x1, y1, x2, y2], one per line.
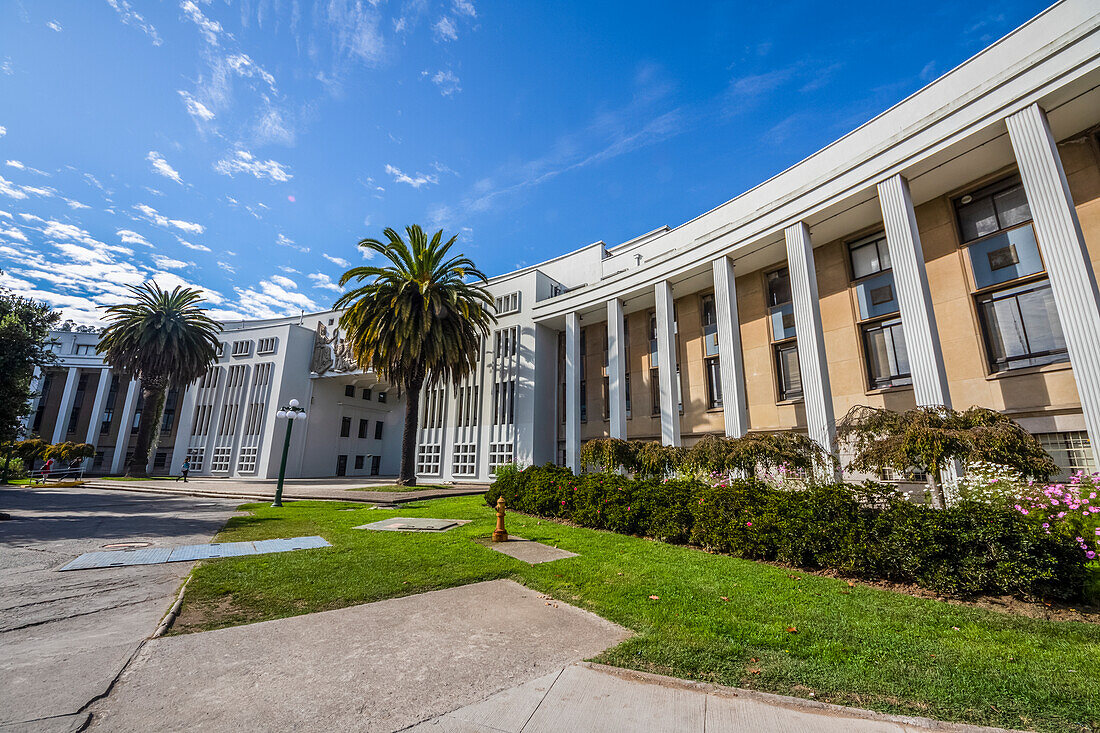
[177, 496, 1100, 732]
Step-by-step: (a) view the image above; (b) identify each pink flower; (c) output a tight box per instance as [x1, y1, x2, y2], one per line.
[1088, 551, 1097, 560]
[746, 521, 753, 527]
[560, 500, 566, 505]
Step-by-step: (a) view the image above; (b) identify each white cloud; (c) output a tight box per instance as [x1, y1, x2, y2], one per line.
[146, 151, 183, 184]
[226, 53, 277, 94]
[217, 261, 236, 273]
[385, 164, 438, 189]
[105, 0, 162, 46]
[453, 0, 476, 17]
[253, 106, 295, 146]
[0, 225, 28, 242]
[233, 278, 318, 319]
[322, 253, 350, 268]
[0, 126, 5, 137]
[176, 237, 211, 252]
[270, 274, 297, 289]
[214, 150, 293, 183]
[117, 229, 153, 247]
[433, 17, 458, 41]
[46, 21, 63, 32]
[324, 1, 384, 65]
[180, 0, 223, 46]
[0, 175, 28, 199]
[133, 203, 205, 234]
[5, 160, 50, 176]
[275, 233, 309, 253]
[178, 90, 215, 122]
[152, 254, 192, 270]
[431, 69, 461, 97]
[308, 272, 342, 292]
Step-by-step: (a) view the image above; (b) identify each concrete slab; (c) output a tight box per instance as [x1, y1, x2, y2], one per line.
[486, 537, 578, 565]
[86, 579, 629, 732]
[414, 663, 1023, 733]
[353, 517, 472, 532]
[59, 536, 330, 570]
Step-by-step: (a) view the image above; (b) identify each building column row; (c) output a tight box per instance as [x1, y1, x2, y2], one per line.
[110, 379, 140, 475]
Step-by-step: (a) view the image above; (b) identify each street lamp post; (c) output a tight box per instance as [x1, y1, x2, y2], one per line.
[272, 399, 306, 507]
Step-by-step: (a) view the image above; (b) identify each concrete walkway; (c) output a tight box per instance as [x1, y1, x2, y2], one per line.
[86, 579, 629, 732]
[80, 476, 487, 505]
[409, 663, 1020, 733]
[0, 486, 239, 733]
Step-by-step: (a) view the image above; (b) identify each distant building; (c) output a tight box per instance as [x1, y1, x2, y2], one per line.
[25, 1, 1100, 484]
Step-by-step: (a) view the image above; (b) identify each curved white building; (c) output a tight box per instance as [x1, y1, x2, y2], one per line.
[26, 0, 1100, 484]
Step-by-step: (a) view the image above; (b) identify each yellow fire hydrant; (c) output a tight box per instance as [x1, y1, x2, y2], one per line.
[492, 496, 508, 542]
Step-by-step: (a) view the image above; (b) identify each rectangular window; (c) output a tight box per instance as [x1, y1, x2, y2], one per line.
[362, 388, 372, 400]
[378, 391, 387, 403]
[580, 379, 587, 423]
[74, 343, 96, 355]
[601, 377, 610, 420]
[344, 384, 355, 397]
[210, 447, 232, 473]
[358, 419, 368, 439]
[370, 455, 381, 475]
[494, 291, 521, 315]
[848, 233, 891, 279]
[976, 280, 1068, 372]
[186, 447, 205, 472]
[705, 357, 722, 409]
[374, 421, 383, 440]
[862, 317, 912, 389]
[354, 455, 365, 470]
[231, 340, 252, 357]
[237, 446, 258, 473]
[256, 337, 278, 355]
[955, 177, 1032, 244]
[452, 444, 477, 475]
[625, 374, 632, 418]
[488, 442, 514, 473]
[153, 452, 167, 469]
[340, 416, 351, 437]
[701, 294, 719, 358]
[416, 444, 442, 474]
[775, 342, 802, 401]
[1036, 431, 1096, 479]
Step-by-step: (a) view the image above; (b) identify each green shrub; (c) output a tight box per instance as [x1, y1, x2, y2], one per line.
[487, 465, 1087, 600]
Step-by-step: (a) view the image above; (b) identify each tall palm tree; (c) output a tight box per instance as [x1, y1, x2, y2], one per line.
[336, 226, 495, 486]
[98, 283, 222, 477]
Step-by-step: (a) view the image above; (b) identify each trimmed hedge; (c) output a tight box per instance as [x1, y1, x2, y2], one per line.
[486, 464, 1087, 600]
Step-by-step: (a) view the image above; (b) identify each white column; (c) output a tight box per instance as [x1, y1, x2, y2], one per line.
[170, 383, 199, 475]
[1008, 103, 1100, 464]
[783, 223, 836, 457]
[654, 280, 682, 446]
[878, 174, 952, 408]
[22, 366, 42, 434]
[712, 256, 749, 438]
[110, 378, 140, 475]
[84, 368, 112, 446]
[606, 298, 628, 439]
[51, 367, 79, 444]
[564, 312, 582, 473]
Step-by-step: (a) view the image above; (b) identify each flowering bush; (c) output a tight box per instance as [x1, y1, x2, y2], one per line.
[1015, 471, 1100, 562]
[947, 461, 1028, 508]
[487, 464, 1087, 599]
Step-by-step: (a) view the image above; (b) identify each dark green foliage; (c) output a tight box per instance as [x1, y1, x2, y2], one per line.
[335, 226, 495, 485]
[98, 283, 222, 477]
[0, 282, 59, 445]
[579, 432, 831, 477]
[487, 465, 1086, 600]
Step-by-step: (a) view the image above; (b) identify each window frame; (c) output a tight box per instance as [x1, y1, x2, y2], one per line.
[860, 316, 913, 389]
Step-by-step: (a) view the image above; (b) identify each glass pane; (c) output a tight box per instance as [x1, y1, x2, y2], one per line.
[878, 240, 891, 271]
[888, 322, 910, 377]
[957, 196, 998, 242]
[981, 296, 1027, 362]
[706, 358, 722, 407]
[993, 185, 1031, 228]
[1017, 285, 1067, 355]
[778, 345, 801, 397]
[701, 296, 717, 326]
[854, 271, 898, 320]
[850, 241, 881, 279]
[864, 327, 890, 383]
[767, 269, 791, 307]
[770, 303, 796, 340]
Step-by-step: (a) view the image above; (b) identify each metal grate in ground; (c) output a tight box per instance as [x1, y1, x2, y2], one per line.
[58, 535, 330, 571]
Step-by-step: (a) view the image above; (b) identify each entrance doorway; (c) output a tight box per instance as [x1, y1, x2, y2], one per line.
[336, 455, 347, 476]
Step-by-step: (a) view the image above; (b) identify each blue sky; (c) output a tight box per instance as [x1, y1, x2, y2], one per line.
[0, 0, 1050, 324]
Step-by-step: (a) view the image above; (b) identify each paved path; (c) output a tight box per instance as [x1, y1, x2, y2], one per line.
[0, 485, 239, 733]
[410, 663, 1020, 733]
[81, 477, 487, 505]
[86, 579, 629, 732]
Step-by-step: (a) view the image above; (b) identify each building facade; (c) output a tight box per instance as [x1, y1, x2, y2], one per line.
[23, 1, 1100, 485]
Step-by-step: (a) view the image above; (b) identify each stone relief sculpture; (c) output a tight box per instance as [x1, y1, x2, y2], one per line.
[310, 322, 360, 375]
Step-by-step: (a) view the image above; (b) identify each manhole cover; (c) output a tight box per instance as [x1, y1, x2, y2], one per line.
[102, 541, 152, 549]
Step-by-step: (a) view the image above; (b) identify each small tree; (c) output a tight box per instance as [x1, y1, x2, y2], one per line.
[837, 405, 1057, 508]
[0, 279, 59, 447]
[685, 432, 830, 478]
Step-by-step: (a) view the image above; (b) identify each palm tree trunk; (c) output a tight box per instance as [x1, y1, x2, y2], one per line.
[397, 377, 424, 486]
[126, 381, 166, 478]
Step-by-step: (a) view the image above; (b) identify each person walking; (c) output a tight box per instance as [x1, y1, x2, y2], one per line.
[39, 457, 54, 484]
[177, 459, 190, 482]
